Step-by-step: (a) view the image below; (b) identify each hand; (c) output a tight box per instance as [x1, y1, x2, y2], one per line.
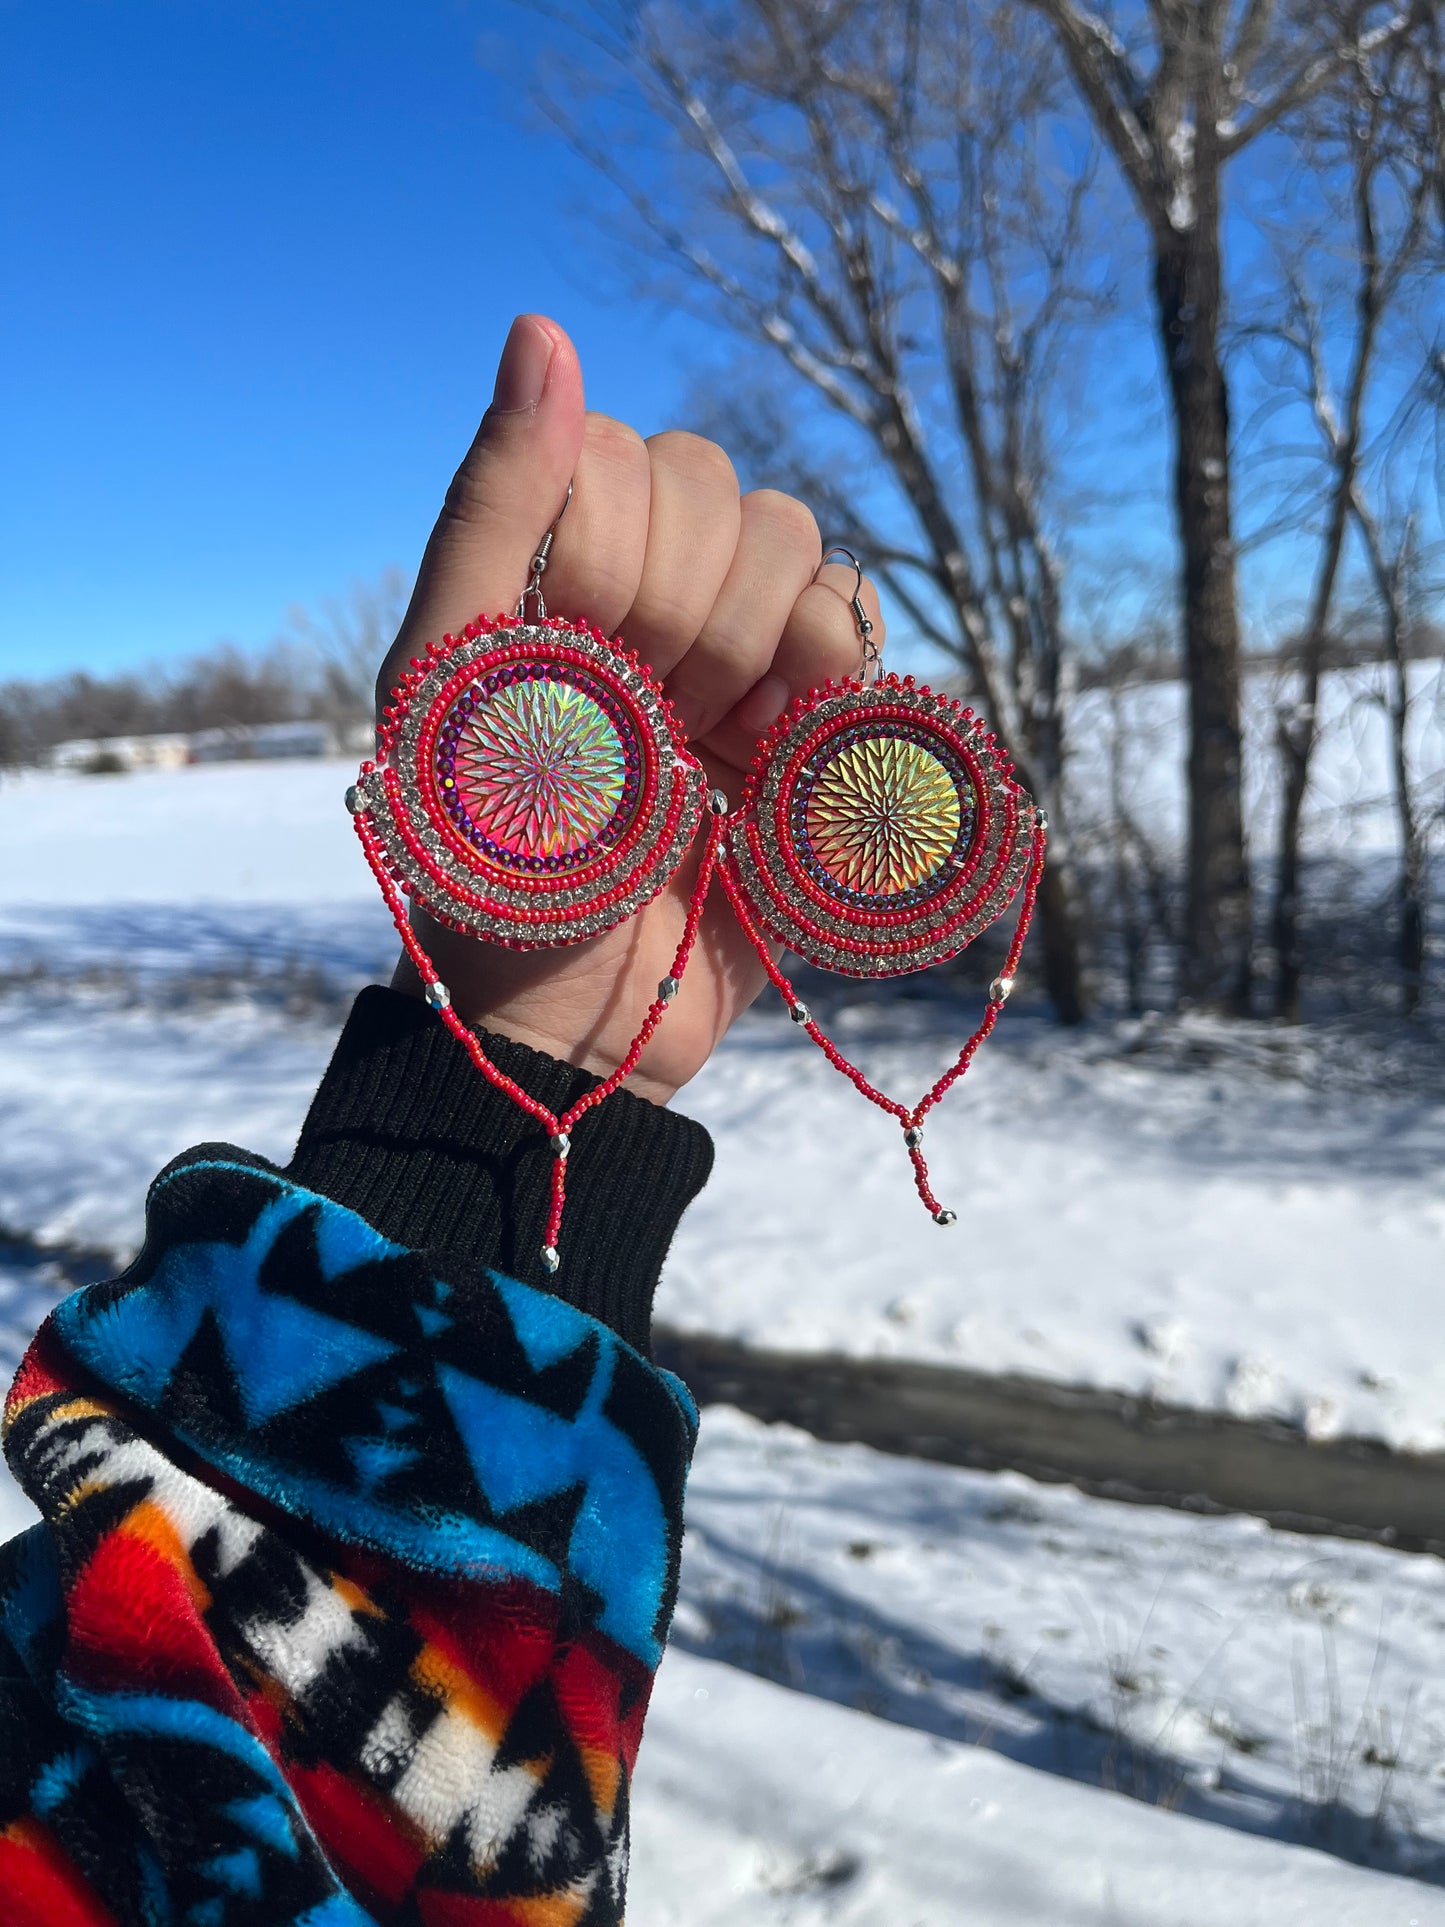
[378, 315, 882, 1105]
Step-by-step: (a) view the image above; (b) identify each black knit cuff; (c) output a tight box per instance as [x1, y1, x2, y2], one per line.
[285, 986, 713, 1356]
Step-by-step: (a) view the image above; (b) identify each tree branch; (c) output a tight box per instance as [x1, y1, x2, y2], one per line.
[1220, 5, 1421, 156]
[1021, 0, 1161, 213]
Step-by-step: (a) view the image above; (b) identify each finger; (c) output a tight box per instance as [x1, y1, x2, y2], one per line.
[663, 490, 822, 740]
[538, 412, 651, 635]
[620, 432, 742, 676]
[700, 564, 886, 779]
[379, 313, 585, 706]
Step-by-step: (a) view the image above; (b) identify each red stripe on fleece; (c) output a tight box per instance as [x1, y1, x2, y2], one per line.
[404, 1576, 556, 1711]
[552, 1639, 630, 1761]
[65, 1512, 243, 1711]
[3, 1329, 76, 1423]
[286, 1758, 428, 1910]
[0, 1820, 119, 1927]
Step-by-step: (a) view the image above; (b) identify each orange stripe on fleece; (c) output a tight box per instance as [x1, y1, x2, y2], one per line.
[577, 1741, 621, 1821]
[409, 1642, 510, 1747]
[416, 1891, 590, 1927]
[121, 1498, 212, 1613]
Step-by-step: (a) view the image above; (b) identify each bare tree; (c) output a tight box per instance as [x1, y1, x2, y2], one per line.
[529, 0, 1109, 1021]
[1250, 30, 1440, 1019]
[1354, 514, 1436, 1009]
[0, 571, 411, 767]
[284, 567, 411, 730]
[1023, 0, 1430, 1012]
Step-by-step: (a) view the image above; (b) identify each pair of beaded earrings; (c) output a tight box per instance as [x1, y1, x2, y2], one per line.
[348, 487, 1046, 1272]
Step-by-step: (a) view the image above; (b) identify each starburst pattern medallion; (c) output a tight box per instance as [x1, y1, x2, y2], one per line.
[804, 734, 962, 896]
[455, 676, 627, 858]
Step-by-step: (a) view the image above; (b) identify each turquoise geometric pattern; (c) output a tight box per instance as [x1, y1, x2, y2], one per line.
[1, 1144, 693, 1925]
[49, 1151, 697, 1665]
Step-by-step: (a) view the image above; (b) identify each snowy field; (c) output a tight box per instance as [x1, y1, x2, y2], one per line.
[631, 1648, 1442, 1924]
[1073, 654, 1444, 857]
[2, 694, 1444, 1915]
[2, 727, 1442, 1449]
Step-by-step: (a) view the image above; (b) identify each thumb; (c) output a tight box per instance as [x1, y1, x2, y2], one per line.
[378, 313, 585, 708]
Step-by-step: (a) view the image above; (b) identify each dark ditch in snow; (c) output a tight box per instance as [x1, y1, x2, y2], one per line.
[654, 1326, 1445, 1559]
[8, 1233, 1445, 1555]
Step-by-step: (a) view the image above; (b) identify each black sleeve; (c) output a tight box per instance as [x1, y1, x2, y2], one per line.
[285, 984, 714, 1355]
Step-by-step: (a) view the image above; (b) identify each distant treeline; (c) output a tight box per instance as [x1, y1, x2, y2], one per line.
[0, 642, 374, 769]
[1, 574, 410, 771]
[7, 613, 1439, 769]
[1073, 623, 1445, 691]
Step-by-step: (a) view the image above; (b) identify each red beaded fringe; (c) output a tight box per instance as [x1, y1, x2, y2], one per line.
[355, 806, 725, 1273]
[717, 824, 1048, 1221]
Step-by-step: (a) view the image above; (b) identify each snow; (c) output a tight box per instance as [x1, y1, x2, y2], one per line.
[0, 757, 376, 905]
[4, 746, 1445, 1910]
[632, 1650, 1444, 1924]
[1071, 658, 1445, 859]
[0, 1004, 334, 1251]
[1, 747, 1441, 1448]
[664, 1002, 1445, 1447]
[675, 1407, 1445, 1874]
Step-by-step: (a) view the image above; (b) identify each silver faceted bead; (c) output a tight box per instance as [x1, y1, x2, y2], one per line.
[789, 1002, 810, 1025]
[658, 976, 680, 1005]
[933, 1208, 958, 1227]
[344, 783, 363, 815]
[424, 979, 451, 1010]
[989, 974, 1015, 1003]
[550, 1132, 571, 1157]
[708, 789, 730, 816]
[1035, 810, 1050, 834]
[540, 1246, 560, 1274]
[904, 1125, 924, 1149]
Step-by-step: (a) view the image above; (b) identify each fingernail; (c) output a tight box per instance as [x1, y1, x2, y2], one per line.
[736, 673, 789, 733]
[490, 314, 555, 415]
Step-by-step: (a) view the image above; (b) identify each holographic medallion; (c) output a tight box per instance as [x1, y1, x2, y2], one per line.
[804, 733, 964, 897]
[723, 673, 1038, 977]
[354, 616, 705, 948]
[454, 679, 626, 858]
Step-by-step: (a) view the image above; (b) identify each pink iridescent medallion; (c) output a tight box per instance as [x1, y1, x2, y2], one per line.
[352, 616, 705, 948]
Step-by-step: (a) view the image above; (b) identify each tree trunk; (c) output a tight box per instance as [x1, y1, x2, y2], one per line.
[1152, 189, 1252, 1015]
[1035, 832, 1089, 1026]
[1270, 723, 1310, 1023]
[1384, 643, 1426, 1015]
[1269, 478, 1354, 1023]
[1353, 496, 1427, 1015]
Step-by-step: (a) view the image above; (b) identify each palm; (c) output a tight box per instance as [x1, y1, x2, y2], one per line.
[405, 744, 768, 1105]
[377, 316, 875, 1108]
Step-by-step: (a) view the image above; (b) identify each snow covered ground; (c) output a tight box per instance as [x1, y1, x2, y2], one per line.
[4, 746, 1445, 1912]
[1, 750, 1442, 1449]
[632, 1650, 1443, 1925]
[674, 1407, 1445, 1879]
[666, 996, 1445, 1449]
[1071, 655, 1444, 858]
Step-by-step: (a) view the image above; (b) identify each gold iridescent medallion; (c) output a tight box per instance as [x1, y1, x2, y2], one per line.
[722, 673, 1037, 977]
[805, 734, 963, 897]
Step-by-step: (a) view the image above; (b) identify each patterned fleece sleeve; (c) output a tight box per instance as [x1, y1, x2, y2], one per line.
[0, 988, 713, 1927]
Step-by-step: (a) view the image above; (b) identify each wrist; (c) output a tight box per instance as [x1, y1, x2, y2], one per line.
[289, 986, 714, 1352]
[389, 946, 681, 1108]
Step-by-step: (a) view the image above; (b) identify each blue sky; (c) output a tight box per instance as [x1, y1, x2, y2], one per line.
[2, 3, 1433, 685]
[0, 1, 711, 677]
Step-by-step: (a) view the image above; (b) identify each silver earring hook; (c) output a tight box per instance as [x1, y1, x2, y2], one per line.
[819, 545, 880, 685]
[516, 478, 575, 622]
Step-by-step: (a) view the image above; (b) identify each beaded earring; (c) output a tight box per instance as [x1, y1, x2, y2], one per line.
[716, 550, 1047, 1225]
[347, 484, 719, 1272]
